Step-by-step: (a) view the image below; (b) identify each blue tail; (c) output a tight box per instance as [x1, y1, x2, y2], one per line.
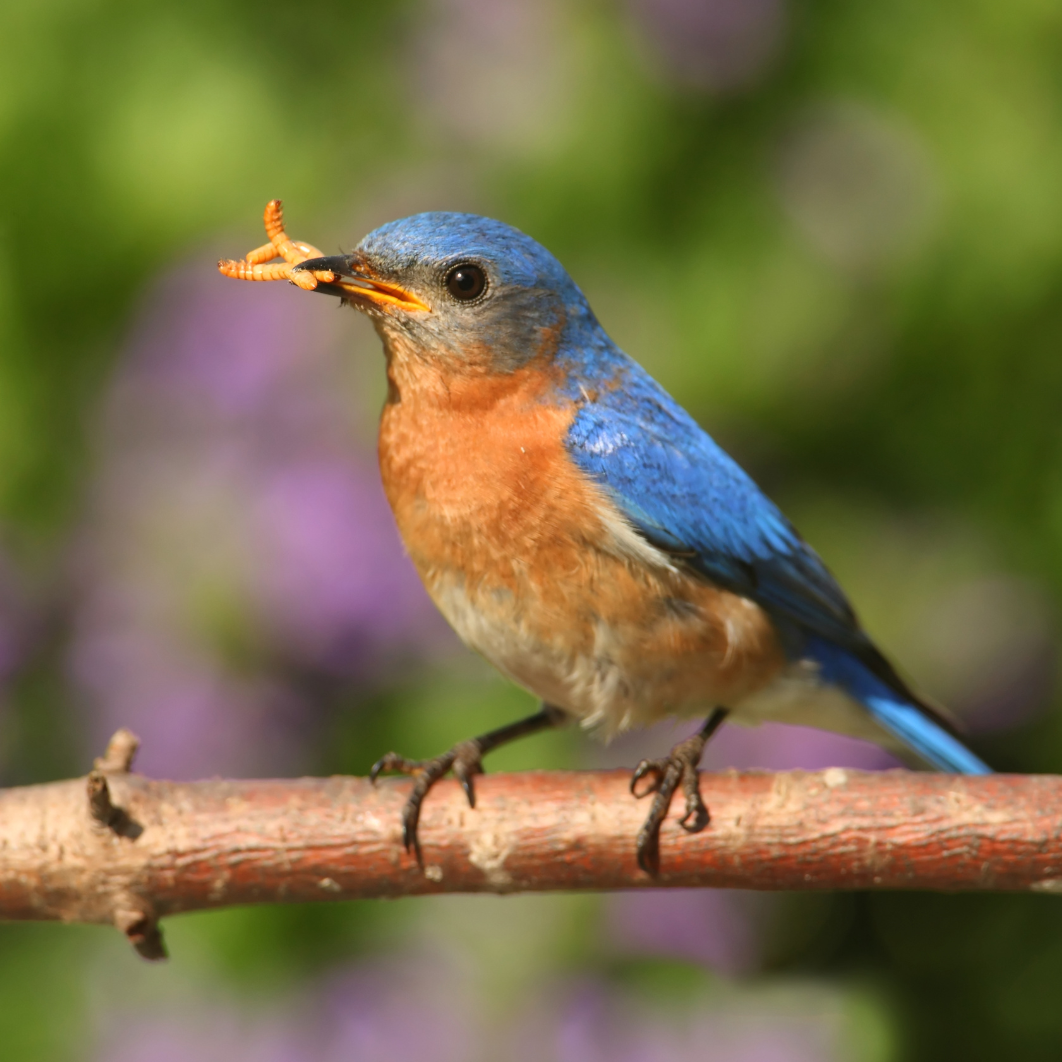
[808, 638, 992, 774]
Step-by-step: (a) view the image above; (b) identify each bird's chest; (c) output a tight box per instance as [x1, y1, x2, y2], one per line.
[375, 360, 785, 727]
[378, 365, 614, 706]
[377, 364, 600, 626]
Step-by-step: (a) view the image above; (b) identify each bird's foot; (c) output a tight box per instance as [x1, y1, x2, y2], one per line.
[369, 705, 566, 865]
[370, 739, 484, 861]
[631, 731, 711, 875]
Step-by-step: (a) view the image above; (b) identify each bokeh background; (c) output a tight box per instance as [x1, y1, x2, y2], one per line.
[1, 1, 1061, 1059]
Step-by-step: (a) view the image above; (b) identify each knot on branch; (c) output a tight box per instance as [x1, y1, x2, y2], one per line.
[87, 730, 157, 960]
[85, 770, 143, 840]
[93, 728, 140, 773]
[114, 904, 167, 962]
[86, 730, 145, 841]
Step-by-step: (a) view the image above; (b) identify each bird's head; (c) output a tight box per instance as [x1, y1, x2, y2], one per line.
[295, 213, 595, 374]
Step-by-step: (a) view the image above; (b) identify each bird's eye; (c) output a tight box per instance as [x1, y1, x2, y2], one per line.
[445, 263, 486, 301]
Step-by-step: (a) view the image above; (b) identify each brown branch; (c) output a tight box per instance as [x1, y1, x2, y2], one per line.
[2, 734, 1060, 960]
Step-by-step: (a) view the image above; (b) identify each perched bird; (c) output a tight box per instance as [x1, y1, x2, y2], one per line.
[220, 203, 991, 872]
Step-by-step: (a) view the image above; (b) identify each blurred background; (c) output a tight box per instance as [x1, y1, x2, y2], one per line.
[1, 0, 1061, 1059]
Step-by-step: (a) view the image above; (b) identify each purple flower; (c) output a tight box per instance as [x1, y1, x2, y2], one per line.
[96, 1012, 309, 1062]
[515, 978, 842, 1062]
[0, 554, 24, 683]
[92, 952, 848, 1062]
[605, 888, 764, 974]
[595, 719, 899, 776]
[703, 722, 900, 772]
[319, 959, 476, 1062]
[411, 0, 572, 148]
[250, 457, 443, 674]
[0, 550, 33, 778]
[92, 952, 478, 1062]
[627, 0, 787, 92]
[115, 263, 323, 418]
[70, 623, 311, 779]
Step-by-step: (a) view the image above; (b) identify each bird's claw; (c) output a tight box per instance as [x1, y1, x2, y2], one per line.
[369, 751, 419, 783]
[369, 739, 484, 861]
[631, 733, 711, 875]
[630, 758, 667, 797]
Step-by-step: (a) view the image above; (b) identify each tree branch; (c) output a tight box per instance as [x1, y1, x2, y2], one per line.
[1, 732, 1059, 960]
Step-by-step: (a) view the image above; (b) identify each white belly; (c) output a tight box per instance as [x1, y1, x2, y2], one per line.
[429, 573, 712, 737]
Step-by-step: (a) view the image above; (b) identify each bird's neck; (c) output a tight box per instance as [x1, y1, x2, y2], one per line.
[376, 326, 561, 413]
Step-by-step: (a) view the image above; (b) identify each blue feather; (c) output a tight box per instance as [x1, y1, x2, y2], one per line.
[562, 344, 860, 647]
[808, 638, 991, 773]
[561, 340, 990, 774]
[350, 210, 991, 775]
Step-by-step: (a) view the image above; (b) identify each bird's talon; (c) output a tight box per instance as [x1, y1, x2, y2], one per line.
[401, 813, 418, 856]
[679, 763, 710, 833]
[678, 798, 710, 833]
[369, 741, 485, 859]
[635, 795, 669, 875]
[635, 834, 656, 875]
[630, 758, 665, 797]
[369, 751, 414, 783]
[453, 764, 479, 808]
[632, 731, 715, 873]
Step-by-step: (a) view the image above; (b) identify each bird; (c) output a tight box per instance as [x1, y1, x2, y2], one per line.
[220, 202, 991, 873]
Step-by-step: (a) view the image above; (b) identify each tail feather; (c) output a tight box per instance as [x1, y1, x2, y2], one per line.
[808, 637, 992, 774]
[861, 691, 992, 774]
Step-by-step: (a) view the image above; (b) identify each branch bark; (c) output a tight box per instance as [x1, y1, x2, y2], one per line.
[2, 735, 1060, 959]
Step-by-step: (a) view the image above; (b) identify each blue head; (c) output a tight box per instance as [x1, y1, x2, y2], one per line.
[296, 212, 600, 372]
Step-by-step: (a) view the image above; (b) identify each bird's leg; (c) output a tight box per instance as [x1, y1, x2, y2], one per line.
[631, 707, 728, 874]
[370, 702, 569, 862]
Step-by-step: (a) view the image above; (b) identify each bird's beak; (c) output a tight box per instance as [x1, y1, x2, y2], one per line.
[293, 255, 430, 312]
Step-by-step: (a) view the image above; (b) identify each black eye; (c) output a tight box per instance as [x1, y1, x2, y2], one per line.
[445, 263, 486, 301]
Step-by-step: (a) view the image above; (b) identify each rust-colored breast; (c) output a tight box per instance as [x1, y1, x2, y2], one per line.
[376, 345, 785, 729]
[379, 355, 599, 590]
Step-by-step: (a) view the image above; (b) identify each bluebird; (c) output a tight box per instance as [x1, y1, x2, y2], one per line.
[221, 205, 991, 872]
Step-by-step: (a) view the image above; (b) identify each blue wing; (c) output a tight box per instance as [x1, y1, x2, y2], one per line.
[565, 355, 859, 650]
[563, 352, 990, 773]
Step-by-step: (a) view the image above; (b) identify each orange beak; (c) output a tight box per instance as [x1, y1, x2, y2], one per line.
[293, 255, 430, 313]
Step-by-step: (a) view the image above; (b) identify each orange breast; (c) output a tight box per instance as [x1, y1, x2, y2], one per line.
[377, 343, 786, 731]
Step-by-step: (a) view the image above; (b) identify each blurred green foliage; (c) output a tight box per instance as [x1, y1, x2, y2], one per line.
[0, 0, 410, 544]
[2, 0, 1062, 1059]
